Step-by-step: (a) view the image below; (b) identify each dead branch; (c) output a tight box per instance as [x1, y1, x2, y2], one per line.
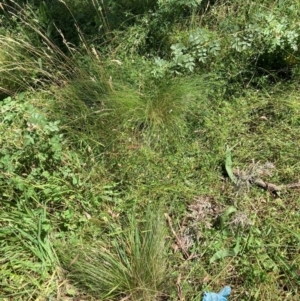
[233, 168, 300, 193]
[253, 178, 300, 192]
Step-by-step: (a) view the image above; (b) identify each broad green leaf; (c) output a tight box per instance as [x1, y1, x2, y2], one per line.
[225, 146, 237, 184]
[210, 236, 241, 263]
[219, 206, 237, 230]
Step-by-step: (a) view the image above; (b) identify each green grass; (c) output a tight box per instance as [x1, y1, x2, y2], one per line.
[0, 0, 300, 300]
[0, 207, 59, 300]
[57, 208, 168, 301]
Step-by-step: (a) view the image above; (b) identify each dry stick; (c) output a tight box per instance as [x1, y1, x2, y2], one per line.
[120, 295, 132, 301]
[165, 213, 200, 262]
[176, 273, 184, 301]
[164, 213, 189, 259]
[233, 169, 300, 193]
[252, 178, 300, 193]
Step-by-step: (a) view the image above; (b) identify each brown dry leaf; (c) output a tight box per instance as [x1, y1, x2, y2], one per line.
[172, 243, 179, 253]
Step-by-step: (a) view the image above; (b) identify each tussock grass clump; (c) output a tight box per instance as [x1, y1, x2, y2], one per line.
[0, 31, 71, 98]
[51, 71, 210, 153]
[58, 209, 168, 301]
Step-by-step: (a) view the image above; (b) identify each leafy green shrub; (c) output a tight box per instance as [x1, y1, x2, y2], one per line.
[149, 1, 300, 87]
[0, 91, 111, 221]
[0, 93, 63, 205]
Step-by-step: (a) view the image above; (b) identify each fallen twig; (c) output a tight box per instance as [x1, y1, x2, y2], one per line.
[233, 169, 300, 193]
[176, 273, 184, 301]
[252, 178, 300, 193]
[164, 213, 189, 259]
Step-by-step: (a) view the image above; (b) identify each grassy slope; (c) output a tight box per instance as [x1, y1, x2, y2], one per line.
[0, 1, 300, 300]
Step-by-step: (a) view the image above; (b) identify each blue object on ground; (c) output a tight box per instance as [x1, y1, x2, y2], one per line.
[202, 286, 231, 301]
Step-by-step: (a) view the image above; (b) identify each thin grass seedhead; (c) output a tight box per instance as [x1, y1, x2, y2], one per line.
[0, 0, 98, 96]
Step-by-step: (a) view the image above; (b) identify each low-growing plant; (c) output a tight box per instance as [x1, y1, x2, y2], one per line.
[0, 206, 59, 300]
[58, 208, 169, 301]
[0, 93, 61, 203]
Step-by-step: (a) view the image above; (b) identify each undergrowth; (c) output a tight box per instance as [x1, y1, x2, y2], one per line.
[0, 0, 300, 300]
